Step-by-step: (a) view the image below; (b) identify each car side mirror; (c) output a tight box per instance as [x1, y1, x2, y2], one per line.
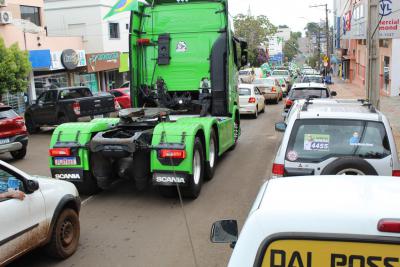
[275, 122, 287, 132]
[331, 91, 337, 97]
[210, 220, 238, 246]
[26, 179, 39, 193]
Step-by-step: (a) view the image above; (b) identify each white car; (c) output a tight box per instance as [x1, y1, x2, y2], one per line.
[301, 74, 324, 84]
[211, 175, 400, 267]
[0, 160, 80, 265]
[238, 84, 265, 119]
[274, 99, 400, 177]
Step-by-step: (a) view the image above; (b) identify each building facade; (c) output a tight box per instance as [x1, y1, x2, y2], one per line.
[333, 0, 400, 96]
[44, 0, 131, 92]
[0, 0, 88, 110]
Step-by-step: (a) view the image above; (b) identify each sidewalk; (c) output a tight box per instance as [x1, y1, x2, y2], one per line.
[330, 77, 400, 155]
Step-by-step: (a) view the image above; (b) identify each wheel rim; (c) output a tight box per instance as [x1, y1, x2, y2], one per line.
[337, 168, 366, 175]
[193, 150, 201, 185]
[209, 138, 216, 168]
[60, 219, 75, 247]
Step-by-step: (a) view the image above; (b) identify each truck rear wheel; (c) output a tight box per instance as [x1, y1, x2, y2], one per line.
[182, 137, 204, 199]
[204, 130, 217, 181]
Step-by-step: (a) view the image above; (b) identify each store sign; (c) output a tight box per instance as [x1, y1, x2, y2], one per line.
[342, 0, 400, 39]
[86, 52, 120, 73]
[61, 49, 80, 70]
[51, 50, 86, 71]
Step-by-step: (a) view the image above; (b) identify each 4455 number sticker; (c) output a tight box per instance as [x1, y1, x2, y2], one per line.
[304, 134, 330, 151]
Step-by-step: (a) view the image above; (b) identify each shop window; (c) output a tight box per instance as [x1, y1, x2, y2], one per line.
[20, 6, 41, 26]
[109, 23, 120, 39]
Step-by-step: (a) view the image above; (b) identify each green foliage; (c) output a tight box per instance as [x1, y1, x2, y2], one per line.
[0, 37, 31, 96]
[283, 32, 302, 62]
[305, 22, 321, 37]
[234, 14, 277, 66]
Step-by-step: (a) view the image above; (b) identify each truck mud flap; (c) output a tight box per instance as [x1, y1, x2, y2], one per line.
[51, 168, 84, 182]
[152, 172, 189, 187]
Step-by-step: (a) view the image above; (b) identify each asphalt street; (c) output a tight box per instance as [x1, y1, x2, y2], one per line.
[5, 103, 283, 267]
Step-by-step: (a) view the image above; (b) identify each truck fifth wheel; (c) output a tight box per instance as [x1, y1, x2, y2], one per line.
[48, 0, 248, 199]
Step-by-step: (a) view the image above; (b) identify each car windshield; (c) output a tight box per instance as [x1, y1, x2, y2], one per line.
[239, 88, 251, 96]
[272, 71, 289, 76]
[286, 119, 391, 162]
[302, 76, 324, 83]
[0, 108, 17, 120]
[290, 88, 329, 99]
[253, 79, 274, 86]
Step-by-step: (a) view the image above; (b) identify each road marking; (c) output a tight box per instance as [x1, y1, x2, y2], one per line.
[82, 195, 96, 206]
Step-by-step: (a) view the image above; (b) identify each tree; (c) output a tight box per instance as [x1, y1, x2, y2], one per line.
[283, 32, 302, 61]
[0, 37, 31, 100]
[234, 14, 277, 66]
[305, 22, 321, 37]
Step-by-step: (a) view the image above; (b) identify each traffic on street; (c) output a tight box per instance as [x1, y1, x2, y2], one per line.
[1, 0, 400, 266]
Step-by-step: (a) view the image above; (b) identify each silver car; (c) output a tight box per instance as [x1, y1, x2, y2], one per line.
[252, 78, 283, 104]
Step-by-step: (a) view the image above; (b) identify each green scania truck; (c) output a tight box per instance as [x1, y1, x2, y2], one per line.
[48, 0, 248, 198]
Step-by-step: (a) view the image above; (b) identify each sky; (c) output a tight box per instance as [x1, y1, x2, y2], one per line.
[228, 0, 334, 34]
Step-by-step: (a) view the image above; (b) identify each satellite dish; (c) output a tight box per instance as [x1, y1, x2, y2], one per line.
[12, 19, 44, 34]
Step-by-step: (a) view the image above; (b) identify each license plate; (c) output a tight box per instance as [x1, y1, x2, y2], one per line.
[94, 114, 104, 119]
[0, 138, 10, 145]
[260, 239, 400, 267]
[54, 157, 77, 166]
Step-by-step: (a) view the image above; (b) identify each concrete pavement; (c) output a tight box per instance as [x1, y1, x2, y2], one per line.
[330, 78, 400, 156]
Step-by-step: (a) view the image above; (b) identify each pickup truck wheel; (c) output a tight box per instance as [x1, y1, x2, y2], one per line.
[182, 137, 204, 199]
[45, 208, 80, 259]
[75, 171, 101, 195]
[10, 146, 27, 160]
[204, 130, 218, 181]
[25, 115, 39, 134]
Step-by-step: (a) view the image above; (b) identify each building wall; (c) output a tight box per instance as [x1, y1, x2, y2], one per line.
[392, 39, 400, 96]
[44, 0, 129, 54]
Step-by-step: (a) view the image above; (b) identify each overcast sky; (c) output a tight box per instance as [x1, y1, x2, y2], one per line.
[228, 0, 334, 34]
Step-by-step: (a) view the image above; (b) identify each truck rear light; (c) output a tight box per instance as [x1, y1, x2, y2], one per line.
[272, 163, 284, 176]
[72, 102, 81, 115]
[49, 148, 71, 157]
[392, 170, 400, 177]
[378, 219, 400, 233]
[248, 97, 256, 103]
[137, 38, 151, 45]
[160, 149, 186, 159]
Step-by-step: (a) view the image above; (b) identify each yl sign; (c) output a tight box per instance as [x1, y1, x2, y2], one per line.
[378, 0, 400, 38]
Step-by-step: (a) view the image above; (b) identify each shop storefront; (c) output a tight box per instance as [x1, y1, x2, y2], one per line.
[85, 52, 125, 92]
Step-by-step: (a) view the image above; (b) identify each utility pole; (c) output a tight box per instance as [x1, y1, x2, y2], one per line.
[310, 4, 330, 70]
[366, 0, 380, 108]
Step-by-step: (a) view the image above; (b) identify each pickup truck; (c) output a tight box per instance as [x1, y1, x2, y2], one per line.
[25, 87, 119, 133]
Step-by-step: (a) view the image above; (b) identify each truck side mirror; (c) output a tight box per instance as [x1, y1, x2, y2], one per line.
[210, 220, 238, 245]
[240, 40, 248, 67]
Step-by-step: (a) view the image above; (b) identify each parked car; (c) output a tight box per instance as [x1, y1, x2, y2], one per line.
[110, 88, 131, 109]
[239, 84, 265, 119]
[274, 99, 400, 177]
[284, 83, 336, 112]
[25, 87, 120, 133]
[211, 175, 400, 267]
[0, 105, 28, 160]
[252, 78, 283, 104]
[0, 160, 80, 265]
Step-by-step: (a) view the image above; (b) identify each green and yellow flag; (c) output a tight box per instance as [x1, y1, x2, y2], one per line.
[104, 0, 141, 19]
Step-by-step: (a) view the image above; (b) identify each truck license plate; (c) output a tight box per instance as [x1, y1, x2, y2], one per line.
[54, 157, 77, 166]
[0, 138, 10, 145]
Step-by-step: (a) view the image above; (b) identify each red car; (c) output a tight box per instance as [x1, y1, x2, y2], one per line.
[110, 87, 131, 109]
[0, 105, 28, 159]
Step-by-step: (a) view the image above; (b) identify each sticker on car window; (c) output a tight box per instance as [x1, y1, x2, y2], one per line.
[304, 134, 330, 151]
[287, 150, 298, 161]
[0, 181, 7, 193]
[349, 131, 360, 145]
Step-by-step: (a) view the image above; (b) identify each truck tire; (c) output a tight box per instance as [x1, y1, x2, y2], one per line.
[182, 137, 205, 199]
[321, 157, 378, 175]
[132, 152, 150, 191]
[45, 208, 80, 259]
[204, 130, 218, 181]
[75, 171, 101, 195]
[10, 145, 27, 160]
[229, 118, 240, 151]
[25, 115, 39, 134]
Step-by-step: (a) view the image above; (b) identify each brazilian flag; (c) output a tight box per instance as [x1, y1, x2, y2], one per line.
[104, 0, 142, 19]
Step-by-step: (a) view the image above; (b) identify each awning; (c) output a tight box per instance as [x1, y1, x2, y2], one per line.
[29, 50, 51, 70]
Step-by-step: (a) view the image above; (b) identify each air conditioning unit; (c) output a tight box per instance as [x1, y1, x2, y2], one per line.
[0, 0, 6, 7]
[0, 11, 12, 24]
